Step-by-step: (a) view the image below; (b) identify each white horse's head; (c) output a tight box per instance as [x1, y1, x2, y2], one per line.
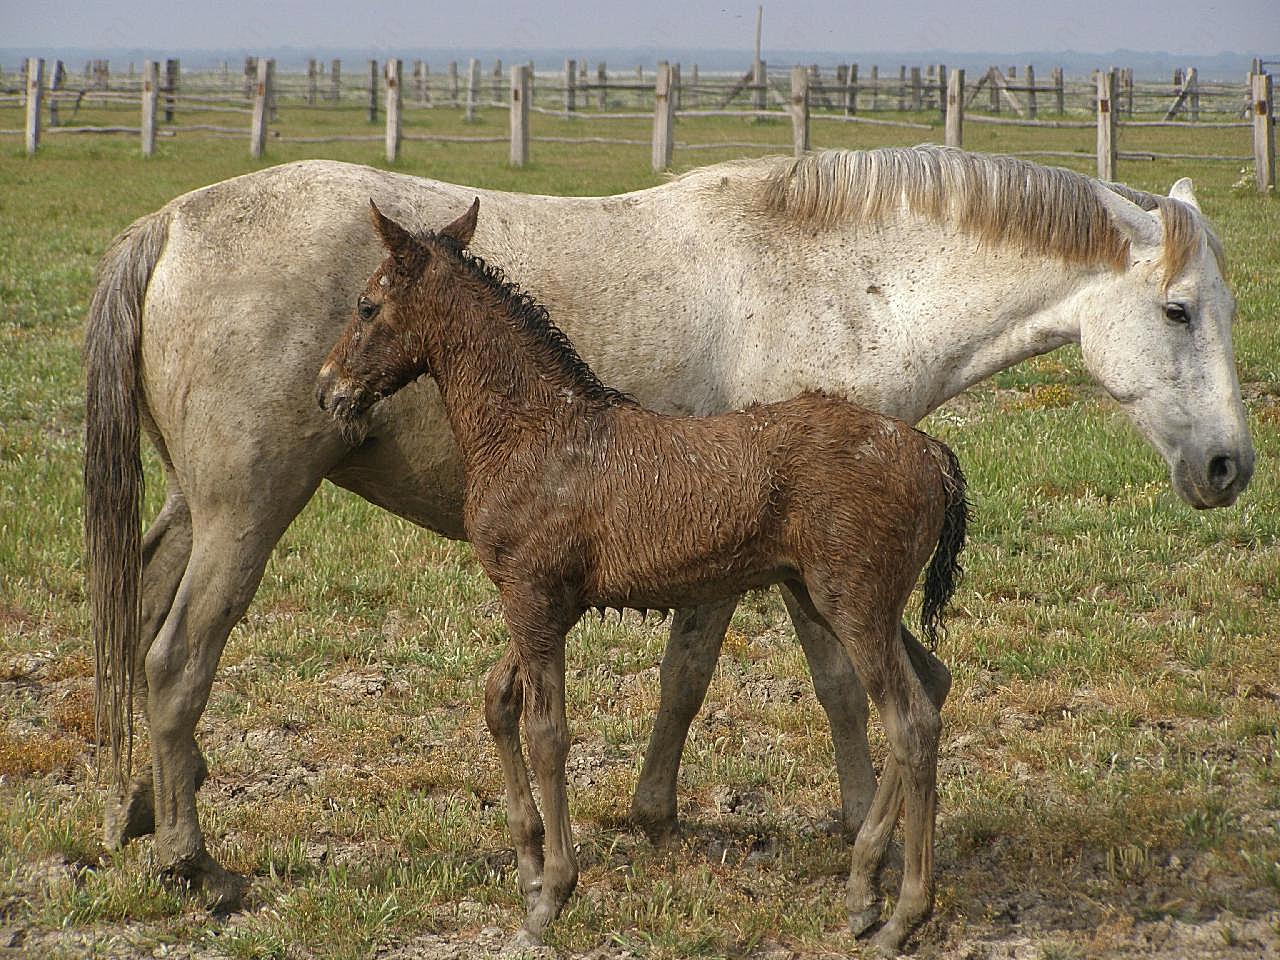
[1081, 180, 1253, 508]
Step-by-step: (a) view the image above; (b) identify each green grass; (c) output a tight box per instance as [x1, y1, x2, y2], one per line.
[1, 98, 1278, 959]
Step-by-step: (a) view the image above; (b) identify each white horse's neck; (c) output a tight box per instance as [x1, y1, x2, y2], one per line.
[699, 214, 1095, 424]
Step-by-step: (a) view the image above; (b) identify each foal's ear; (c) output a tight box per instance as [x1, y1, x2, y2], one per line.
[369, 200, 418, 259]
[440, 197, 480, 247]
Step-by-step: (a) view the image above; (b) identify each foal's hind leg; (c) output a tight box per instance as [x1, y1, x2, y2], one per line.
[780, 585, 877, 837]
[843, 625, 947, 951]
[630, 598, 737, 845]
[843, 623, 953, 934]
[484, 648, 546, 908]
[105, 482, 194, 850]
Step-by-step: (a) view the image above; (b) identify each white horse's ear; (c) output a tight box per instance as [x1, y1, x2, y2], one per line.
[1093, 183, 1162, 250]
[1169, 177, 1200, 211]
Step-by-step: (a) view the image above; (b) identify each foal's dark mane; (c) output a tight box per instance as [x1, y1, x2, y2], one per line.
[428, 230, 637, 409]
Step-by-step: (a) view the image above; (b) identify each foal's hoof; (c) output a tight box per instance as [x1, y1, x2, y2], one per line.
[103, 775, 156, 849]
[628, 805, 681, 849]
[164, 851, 244, 916]
[848, 900, 884, 938]
[507, 927, 544, 952]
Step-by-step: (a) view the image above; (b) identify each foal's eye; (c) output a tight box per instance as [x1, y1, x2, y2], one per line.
[357, 296, 380, 321]
[1163, 302, 1190, 324]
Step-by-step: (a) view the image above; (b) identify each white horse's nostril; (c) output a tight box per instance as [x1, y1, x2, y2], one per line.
[1207, 454, 1237, 492]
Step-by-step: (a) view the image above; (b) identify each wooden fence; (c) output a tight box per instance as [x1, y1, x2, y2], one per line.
[3, 56, 1275, 192]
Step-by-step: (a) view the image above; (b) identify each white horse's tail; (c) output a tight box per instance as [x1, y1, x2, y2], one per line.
[84, 209, 170, 789]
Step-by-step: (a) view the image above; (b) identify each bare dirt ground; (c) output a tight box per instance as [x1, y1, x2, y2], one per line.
[3, 655, 1277, 960]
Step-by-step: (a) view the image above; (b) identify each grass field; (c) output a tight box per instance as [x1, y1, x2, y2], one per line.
[1, 101, 1278, 960]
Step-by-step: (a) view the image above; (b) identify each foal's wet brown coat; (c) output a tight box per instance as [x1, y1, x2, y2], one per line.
[317, 201, 969, 954]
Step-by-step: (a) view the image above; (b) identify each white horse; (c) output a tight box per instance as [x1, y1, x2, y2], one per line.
[85, 146, 1252, 913]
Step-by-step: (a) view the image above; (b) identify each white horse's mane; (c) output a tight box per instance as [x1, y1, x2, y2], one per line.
[708, 146, 1219, 288]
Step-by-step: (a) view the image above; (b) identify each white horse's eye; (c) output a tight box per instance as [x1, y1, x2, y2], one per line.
[1164, 302, 1190, 324]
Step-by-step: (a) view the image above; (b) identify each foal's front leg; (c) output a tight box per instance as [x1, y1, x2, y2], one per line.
[513, 636, 577, 944]
[484, 649, 545, 909]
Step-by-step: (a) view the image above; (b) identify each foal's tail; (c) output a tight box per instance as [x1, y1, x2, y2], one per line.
[919, 440, 969, 649]
[84, 208, 170, 788]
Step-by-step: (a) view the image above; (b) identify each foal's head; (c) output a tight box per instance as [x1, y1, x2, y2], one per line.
[316, 199, 479, 443]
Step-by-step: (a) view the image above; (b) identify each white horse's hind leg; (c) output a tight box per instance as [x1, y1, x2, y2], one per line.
[140, 482, 319, 911]
[105, 482, 194, 850]
[629, 598, 737, 844]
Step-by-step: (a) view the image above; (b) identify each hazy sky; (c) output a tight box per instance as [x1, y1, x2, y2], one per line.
[4, 0, 1277, 55]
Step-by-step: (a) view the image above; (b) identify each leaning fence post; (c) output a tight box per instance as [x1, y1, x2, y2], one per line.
[510, 64, 529, 166]
[250, 56, 272, 158]
[1253, 72, 1276, 193]
[652, 61, 674, 171]
[1096, 69, 1117, 180]
[141, 59, 159, 157]
[385, 58, 402, 163]
[791, 65, 809, 155]
[24, 57, 44, 154]
[945, 68, 964, 148]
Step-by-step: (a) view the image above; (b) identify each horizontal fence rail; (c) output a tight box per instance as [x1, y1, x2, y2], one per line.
[4, 55, 1274, 191]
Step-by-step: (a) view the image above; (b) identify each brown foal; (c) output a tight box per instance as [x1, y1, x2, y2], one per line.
[316, 200, 970, 954]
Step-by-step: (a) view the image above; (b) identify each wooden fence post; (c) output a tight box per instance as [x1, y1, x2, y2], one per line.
[48, 59, 64, 126]
[936, 64, 947, 122]
[250, 56, 272, 158]
[652, 61, 674, 171]
[330, 59, 341, 101]
[367, 59, 379, 123]
[752, 58, 766, 110]
[164, 58, 179, 122]
[492, 60, 503, 102]
[597, 61, 607, 108]
[910, 66, 922, 110]
[465, 58, 480, 122]
[307, 58, 318, 105]
[448, 61, 459, 106]
[510, 64, 529, 166]
[945, 68, 964, 148]
[1026, 64, 1037, 119]
[1254, 72, 1276, 193]
[791, 66, 809, 156]
[898, 65, 907, 110]
[673, 61, 682, 112]
[870, 65, 879, 110]
[564, 58, 576, 113]
[690, 63, 700, 108]
[25, 57, 43, 155]
[385, 58, 402, 162]
[1187, 67, 1199, 121]
[1123, 67, 1134, 116]
[1096, 70, 1117, 180]
[141, 59, 159, 157]
[1053, 67, 1064, 114]
[989, 67, 1000, 113]
[848, 63, 859, 114]
[243, 56, 256, 98]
